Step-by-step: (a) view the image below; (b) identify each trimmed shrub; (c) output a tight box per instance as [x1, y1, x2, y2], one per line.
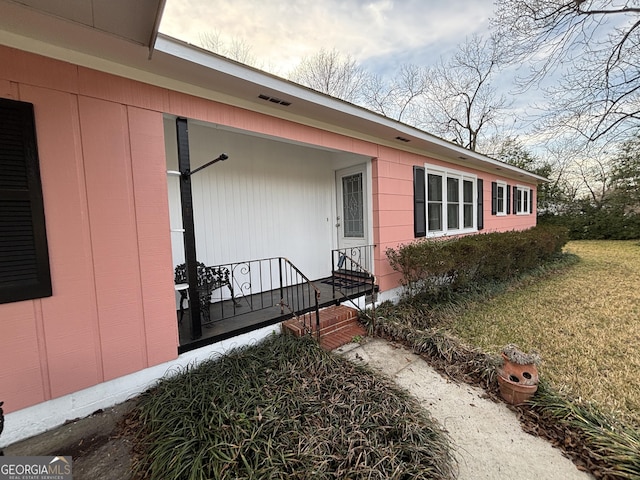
[386, 225, 569, 298]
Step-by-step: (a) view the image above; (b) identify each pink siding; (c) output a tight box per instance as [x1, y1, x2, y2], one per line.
[78, 96, 149, 381]
[372, 150, 538, 292]
[0, 44, 537, 413]
[21, 85, 103, 398]
[0, 303, 47, 410]
[128, 107, 178, 365]
[0, 46, 177, 412]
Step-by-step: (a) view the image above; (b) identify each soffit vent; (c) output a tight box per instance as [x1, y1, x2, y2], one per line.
[258, 94, 291, 106]
[395, 136, 410, 142]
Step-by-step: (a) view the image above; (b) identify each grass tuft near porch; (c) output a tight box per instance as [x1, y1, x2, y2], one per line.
[130, 334, 455, 480]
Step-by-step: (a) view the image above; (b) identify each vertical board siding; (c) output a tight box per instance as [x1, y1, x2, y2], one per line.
[165, 120, 335, 281]
[78, 96, 147, 381]
[127, 107, 178, 366]
[21, 85, 103, 399]
[0, 302, 47, 411]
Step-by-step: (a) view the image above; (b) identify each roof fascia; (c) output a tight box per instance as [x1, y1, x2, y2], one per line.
[154, 35, 548, 184]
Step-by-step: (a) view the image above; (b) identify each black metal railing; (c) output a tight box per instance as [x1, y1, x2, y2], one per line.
[182, 256, 320, 337]
[330, 245, 377, 306]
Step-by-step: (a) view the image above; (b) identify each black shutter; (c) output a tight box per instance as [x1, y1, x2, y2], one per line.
[490, 181, 497, 215]
[506, 184, 511, 214]
[477, 179, 484, 230]
[0, 98, 52, 304]
[413, 166, 426, 237]
[513, 185, 518, 214]
[530, 189, 534, 214]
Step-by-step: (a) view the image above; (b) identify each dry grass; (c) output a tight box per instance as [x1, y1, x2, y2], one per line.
[448, 240, 640, 422]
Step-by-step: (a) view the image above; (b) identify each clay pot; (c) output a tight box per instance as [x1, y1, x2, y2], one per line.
[497, 371, 538, 405]
[501, 353, 539, 386]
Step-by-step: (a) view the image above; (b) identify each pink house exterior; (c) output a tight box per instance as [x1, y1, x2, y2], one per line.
[0, 1, 544, 445]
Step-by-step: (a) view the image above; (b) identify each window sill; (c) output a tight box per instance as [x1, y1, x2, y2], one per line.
[426, 228, 478, 238]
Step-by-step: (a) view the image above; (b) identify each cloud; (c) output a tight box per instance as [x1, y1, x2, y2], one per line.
[159, 0, 496, 75]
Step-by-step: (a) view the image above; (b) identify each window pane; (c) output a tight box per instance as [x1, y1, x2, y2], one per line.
[517, 188, 523, 213]
[497, 185, 504, 212]
[427, 173, 443, 232]
[463, 180, 473, 203]
[447, 177, 459, 202]
[428, 203, 442, 231]
[427, 174, 442, 201]
[447, 204, 459, 229]
[342, 173, 364, 237]
[463, 180, 474, 228]
[464, 204, 473, 228]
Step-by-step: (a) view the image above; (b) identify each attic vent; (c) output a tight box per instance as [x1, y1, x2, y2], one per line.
[395, 136, 410, 142]
[258, 94, 291, 106]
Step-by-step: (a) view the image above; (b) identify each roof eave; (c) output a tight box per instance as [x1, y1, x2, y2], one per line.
[153, 35, 548, 184]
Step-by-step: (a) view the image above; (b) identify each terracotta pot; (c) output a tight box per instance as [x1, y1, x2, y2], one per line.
[501, 353, 539, 386]
[497, 370, 538, 405]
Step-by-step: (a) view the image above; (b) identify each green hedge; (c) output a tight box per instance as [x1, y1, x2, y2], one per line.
[386, 225, 569, 297]
[539, 208, 640, 240]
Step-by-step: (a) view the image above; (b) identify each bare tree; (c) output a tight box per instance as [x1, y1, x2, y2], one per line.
[417, 35, 509, 152]
[288, 48, 370, 103]
[361, 64, 430, 124]
[492, 0, 640, 142]
[199, 31, 258, 67]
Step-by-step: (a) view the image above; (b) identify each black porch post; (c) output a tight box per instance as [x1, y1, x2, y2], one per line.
[176, 117, 202, 339]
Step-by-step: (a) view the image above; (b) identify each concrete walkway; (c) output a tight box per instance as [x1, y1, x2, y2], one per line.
[336, 338, 593, 480]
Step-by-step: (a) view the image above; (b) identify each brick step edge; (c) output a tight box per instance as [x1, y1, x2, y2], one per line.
[282, 306, 359, 336]
[319, 323, 367, 351]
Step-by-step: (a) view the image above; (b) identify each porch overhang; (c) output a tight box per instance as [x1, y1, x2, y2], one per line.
[149, 35, 549, 185]
[0, 0, 165, 56]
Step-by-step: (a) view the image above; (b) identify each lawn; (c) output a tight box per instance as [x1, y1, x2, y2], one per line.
[447, 240, 640, 422]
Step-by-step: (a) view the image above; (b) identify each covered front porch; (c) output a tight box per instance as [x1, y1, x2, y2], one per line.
[175, 248, 376, 353]
[164, 117, 377, 352]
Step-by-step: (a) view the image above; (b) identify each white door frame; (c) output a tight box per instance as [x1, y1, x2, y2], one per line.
[335, 164, 370, 250]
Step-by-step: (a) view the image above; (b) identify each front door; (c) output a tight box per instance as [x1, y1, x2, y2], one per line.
[336, 165, 368, 250]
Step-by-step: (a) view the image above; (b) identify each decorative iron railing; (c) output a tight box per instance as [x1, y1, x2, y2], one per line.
[330, 245, 377, 306]
[184, 256, 320, 337]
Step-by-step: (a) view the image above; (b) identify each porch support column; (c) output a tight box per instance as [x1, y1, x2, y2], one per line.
[176, 117, 202, 339]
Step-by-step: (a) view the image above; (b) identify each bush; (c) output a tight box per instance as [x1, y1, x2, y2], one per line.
[386, 225, 569, 298]
[539, 206, 640, 240]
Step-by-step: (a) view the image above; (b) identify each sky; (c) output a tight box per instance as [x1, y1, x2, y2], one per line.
[159, 0, 498, 78]
[159, 0, 543, 146]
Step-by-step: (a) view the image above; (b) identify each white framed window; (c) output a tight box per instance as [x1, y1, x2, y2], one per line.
[515, 185, 531, 214]
[424, 166, 477, 235]
[495, 181, 507, 215]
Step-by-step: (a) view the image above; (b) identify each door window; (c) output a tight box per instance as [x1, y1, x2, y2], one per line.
[342, 173, 364, 238]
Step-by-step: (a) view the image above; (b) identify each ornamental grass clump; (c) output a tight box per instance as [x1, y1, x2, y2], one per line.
[131, 334, 455, 480]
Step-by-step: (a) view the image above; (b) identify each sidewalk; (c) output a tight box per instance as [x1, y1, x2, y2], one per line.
[336, 338, 594, 480]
